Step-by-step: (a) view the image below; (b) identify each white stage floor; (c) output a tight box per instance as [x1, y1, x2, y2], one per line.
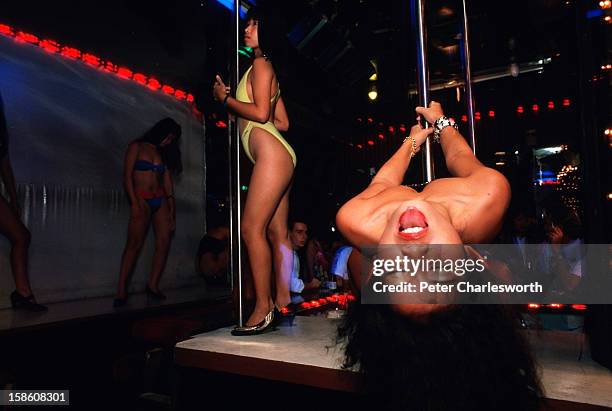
[175, 315, 612, 408]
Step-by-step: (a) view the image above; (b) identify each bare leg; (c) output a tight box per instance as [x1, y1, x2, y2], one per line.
[266, 184, 293, 308]
[116, 201, 150, 298]
[241, 127, 293, 326]
[0, 196, 32, 296]
[148, 199, 172, 292]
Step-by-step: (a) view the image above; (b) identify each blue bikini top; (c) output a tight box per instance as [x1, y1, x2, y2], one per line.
[134, 159, 166, 173]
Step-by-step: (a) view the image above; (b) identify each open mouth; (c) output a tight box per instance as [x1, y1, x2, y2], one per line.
[397, 206, 429, 240]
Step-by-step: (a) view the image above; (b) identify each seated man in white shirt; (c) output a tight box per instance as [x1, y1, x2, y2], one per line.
[330, 244, 353, 290]
[288, 220, 320, 295]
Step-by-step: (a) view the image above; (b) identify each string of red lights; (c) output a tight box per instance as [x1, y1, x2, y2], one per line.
[0, 23, 196, 108]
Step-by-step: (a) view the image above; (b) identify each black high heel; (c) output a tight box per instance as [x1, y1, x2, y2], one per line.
[273, 304, 297, 327]
[10, 290, 47, 312]
[231, 308, 276, 336]
[145, 285, 166, 300]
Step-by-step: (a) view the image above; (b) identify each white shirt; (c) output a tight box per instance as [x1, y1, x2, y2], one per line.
[290, 250, 304, 293]
[331, 246, 353, 280]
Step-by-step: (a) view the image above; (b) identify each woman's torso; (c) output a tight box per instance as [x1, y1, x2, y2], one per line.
[132, 142, 165, 192]
[236, 64, 280, 132]
[358, 176, 497, 245]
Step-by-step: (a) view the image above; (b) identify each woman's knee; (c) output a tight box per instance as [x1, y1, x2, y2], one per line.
[266, 224, 287, 244]
[241, 221, 265, 244]
[155, 233, 171, 250]
[126, 236, 145, 251]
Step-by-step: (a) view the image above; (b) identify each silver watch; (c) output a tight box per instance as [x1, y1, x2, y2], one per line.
[433, 116, 458, 143]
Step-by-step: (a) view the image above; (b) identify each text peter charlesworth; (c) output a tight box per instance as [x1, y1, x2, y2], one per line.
[369, 256, 543, 294]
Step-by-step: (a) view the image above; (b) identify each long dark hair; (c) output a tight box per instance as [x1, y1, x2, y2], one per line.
[337, 303, 542, 411]
[136, 118, 182, 175]
[245, 6, 288, 79]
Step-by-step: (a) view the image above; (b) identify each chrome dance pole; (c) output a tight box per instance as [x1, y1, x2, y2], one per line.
[411, 0, 434, 182]
[229, 0, 244, 327]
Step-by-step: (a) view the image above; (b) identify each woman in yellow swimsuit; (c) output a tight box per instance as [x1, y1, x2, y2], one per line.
[213, 7, 295, 335]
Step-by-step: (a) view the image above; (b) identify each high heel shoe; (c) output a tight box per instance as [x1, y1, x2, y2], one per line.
[145, 285, 166, 300]
[10, 290, 48, 312]
[231, 308, 276, 336]
[273, 304, 297, 327]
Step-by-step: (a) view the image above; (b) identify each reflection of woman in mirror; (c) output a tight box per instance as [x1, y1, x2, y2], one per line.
[114, 118, 182, 307]
[213, 7, 294, 335]
[336, 102, 542, 409]
[0, 92, 46, 311]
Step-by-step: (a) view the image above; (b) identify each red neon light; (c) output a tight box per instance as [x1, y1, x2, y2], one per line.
[475, 112, 481, 120]
[215, 120, 228, 128]
[548, 303, 564, 309]
[563, 98, 571, 107]
[16, 31, 39, 44]
[357, 117, 363, 122]
[347, 294, 356, 301]
[61, 46, 81, 59]
[540, 180, 559, 185]
[377, 133, 384, 140]
[318, 298, 327, 304]
[527, 303, 540, 309]
[39, 39, 60, 53]
[367, 117, 373, 123]
[388, 126, 395, 134]
[147, 78, 161, 90]
[532, 104, 539, 112]
[133, 73, 147, 85]
[547, 101, 555, 109]
[517, 105, 524, 114]
[82, 53, 101, 67]
[461, 115, 468, 122]
[0, 24, 14, 36]
[399, 124, 407, 134]
[280, 306, 291, 314]
[367, 140, 374, 146]
[103, 61, 118, 73]
[117, 67, 133, 79]
[301, 302, 312, 309]
[356, 144, 363, 149]
[2, 21, 197, 108]
[488, 110, 495, 118]
[310, 301, 320, 307]
[571, 304, 587, 311]
[162, 85, 175, 95]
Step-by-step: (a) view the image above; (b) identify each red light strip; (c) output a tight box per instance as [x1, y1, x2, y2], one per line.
[0, 22, 197, 108]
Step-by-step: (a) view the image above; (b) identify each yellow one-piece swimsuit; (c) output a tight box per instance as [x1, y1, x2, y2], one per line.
[235, 65, 297, 167]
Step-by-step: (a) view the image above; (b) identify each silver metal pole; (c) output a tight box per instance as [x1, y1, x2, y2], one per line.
[229, 0, 244, 327]
[411, 0, 434, 182]
[460, 0, 476, 154]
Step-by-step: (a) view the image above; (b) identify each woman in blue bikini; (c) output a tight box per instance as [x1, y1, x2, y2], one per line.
[114, 118, 182, 307]
[213, 7, 295, 335]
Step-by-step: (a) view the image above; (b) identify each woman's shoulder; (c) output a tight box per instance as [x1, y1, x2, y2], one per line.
[252, 56, 274, 71]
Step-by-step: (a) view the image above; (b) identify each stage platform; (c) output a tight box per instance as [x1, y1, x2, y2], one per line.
[175, 315, 612, 409]
[0, 285, 231, 334]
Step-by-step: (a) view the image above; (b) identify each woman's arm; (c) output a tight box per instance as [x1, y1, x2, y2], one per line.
[163, 169, 176, 229]
[273, 96, 289, 132]
[0, 155, 19, 209]
[415, 101, 484, 178]
[123, 143, 139, 206]
[214, 57, 275, 123]
[364, 124, 432, 197]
